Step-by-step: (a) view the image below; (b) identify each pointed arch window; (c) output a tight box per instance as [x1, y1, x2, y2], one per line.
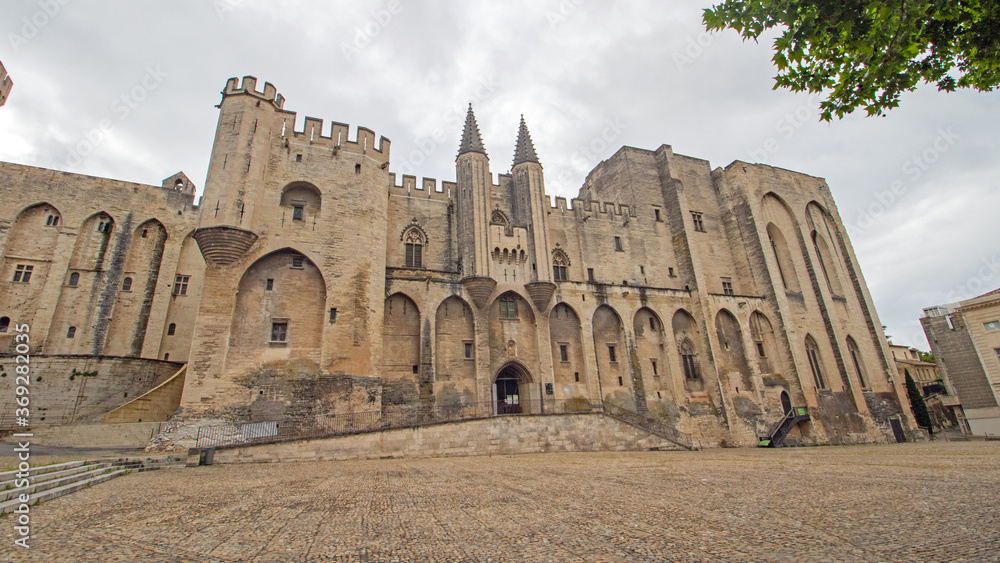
[805, 335, 826, 389]
[679, 338, 700, 380]
[846, 337, 868, 389]
[552, 249, 569, 281]
[404, 229, 424, 268]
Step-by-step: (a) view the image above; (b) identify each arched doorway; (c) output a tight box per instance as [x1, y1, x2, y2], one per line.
[494, 362, 532, 415]
[780, 390, 792, 414]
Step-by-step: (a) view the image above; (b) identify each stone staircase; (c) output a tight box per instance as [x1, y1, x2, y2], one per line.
[0, 455, 184, 514]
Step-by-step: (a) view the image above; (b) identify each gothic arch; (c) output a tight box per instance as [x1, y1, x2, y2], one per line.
[383, 292, 422, 406]
[280, 181, 322, 210]
[715, 308, 752, 392]
[104, 219, 168, 357]
[550, 302, 585, 388]
[227, 248, 327, 373]
[634, 307, 668, 393]
[435, 296, 476, 404]
[811, 230, 845, 296]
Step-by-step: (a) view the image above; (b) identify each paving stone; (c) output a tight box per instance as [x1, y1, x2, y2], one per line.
[0, 442, 998, 561]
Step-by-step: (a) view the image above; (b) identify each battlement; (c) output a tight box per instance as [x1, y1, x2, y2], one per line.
[548, 195, 635, 220]
[222, 75, 284, 109]
[389, 173, 456, 201]
[282, 115, 390, 160]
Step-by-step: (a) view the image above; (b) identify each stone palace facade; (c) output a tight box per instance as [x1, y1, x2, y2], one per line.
[0, 76, 919, 446]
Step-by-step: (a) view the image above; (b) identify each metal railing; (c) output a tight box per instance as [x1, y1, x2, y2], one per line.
[601, 398, 692, 450]
[194, 397, 669, 449]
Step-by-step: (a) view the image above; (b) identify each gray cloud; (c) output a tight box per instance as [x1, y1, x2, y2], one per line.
[2, 0, 997, 349]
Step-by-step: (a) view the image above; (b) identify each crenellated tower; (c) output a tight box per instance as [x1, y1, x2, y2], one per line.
[194, 76, 284, 266]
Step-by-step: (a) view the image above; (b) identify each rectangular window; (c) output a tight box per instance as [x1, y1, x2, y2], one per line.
[651, 359, 658, 376]
[654, 208, 661, 221]
[985, 320, 1000, 332]
[266, 278, 274, 291]
[587, 268, 595, 282]
[995, 348, 1000, 366]
[291, 255, 304, 269]
[553, 265, 567, 281]
[173, 275, 189, 295]
[691, 212, 705, 232]
[722, 280, 734, 296]
[405, 243, 422, 268]
[12, 264, 33, 283]
[292, 205, 304, 221]
[270, 322, 287, 342]
[756, 341, 766, 358]
[608, 345, 617, 363]
[295, 153, 302, 162]
[559, 344, 569, 362]
[574, 372, 579, 382]
[613, 236, 623, 251]
[464, 342, 473, 359]
[499, 299, 517, 320]
[329, 308, 337, 322]
[682, 354, 698, 380]
[640, 265, 645, 275]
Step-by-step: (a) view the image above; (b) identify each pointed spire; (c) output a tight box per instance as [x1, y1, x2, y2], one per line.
[458, 104, 488, 158]
[512, 115, 540, 167]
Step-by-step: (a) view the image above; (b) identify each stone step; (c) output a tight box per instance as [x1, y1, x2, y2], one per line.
[0, 465, 117, 503]
[0, 460, 94, 481]
[0, 469, 126, 514]
[0, 462, 111, 492]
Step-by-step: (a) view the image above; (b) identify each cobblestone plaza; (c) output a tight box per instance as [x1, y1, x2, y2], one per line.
[2, 442, 999, 561]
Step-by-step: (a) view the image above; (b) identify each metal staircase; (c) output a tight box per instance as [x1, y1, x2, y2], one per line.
[759, 407, 809, 447]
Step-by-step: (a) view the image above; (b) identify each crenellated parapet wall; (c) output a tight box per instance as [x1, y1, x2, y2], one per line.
[548, 195, 636, 220]
[221, 75, 284, 109]
[389, 174, 456, 201]
[282, 116, 390, 163]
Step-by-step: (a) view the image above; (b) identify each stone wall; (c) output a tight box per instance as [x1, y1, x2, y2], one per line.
[0, 355, 183, 426]
[210, 412, 685, 464]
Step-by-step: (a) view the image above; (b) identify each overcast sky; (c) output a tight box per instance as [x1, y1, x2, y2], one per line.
[1, 0, 997, 349]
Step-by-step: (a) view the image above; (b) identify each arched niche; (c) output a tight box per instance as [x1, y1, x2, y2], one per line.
[5, 203, 62, 258]
[766, 223, 801, 293]
[672, 309, 704, 391]
[382, 292, 421, 406]
[69, 212, 115, 271]
[550, 302, 585, 390]
[227, 249, 326, 375]
[489, 291, 537, 376]
[593, 304, 627, 403]
[811, 230, 845, 296]
[158, 233, 205, 363]
[280, 182, 322, 211]
[104, 220, 168, 357]
[715, 308, 753, 393]
[434, 296, 476, 407]
[633, 307, 668, 394]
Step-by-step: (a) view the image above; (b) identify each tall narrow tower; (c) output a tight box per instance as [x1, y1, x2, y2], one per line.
[194, 76, 283, 265]
[456, 105, 497, 307]
[512, 116, 556, 310]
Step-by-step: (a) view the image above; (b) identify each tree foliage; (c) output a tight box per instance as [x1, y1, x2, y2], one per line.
[703, 0, 1000, 120]
[904, 371, 934, 432]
